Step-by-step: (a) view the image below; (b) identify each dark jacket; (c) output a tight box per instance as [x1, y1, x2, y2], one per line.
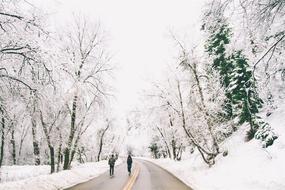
[108, 157, 116, 167]
[127, 155, 132, 166]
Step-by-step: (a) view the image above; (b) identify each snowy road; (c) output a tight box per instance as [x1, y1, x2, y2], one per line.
[65, 159, 193, 190]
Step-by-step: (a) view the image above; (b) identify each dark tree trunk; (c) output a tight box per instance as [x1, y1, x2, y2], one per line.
[11, 126, 16, 165]
[57, 150, 62, 172]
[57, 132, 62, 172]
[171, 139, 177, 160]
[78, 148, 84, 163]
[64, 95, 78, 170]
[18, 138, 24, 162]
[97, 123, 110, 161]
[0, 110, 5, 167]
[176, 144, 183, 161]
[32, 122, 41, 165]
[31, 118, 40, 165]
[63, 148, 70, 170]
[39, 111, 55, 173]
[69, 134, 80, 165]
[49, 145, 55, 173]
[97, 137, 103, 162]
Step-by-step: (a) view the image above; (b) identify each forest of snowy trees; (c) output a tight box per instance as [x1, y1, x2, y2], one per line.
[133, 0, 284, 166]
[0, 0, 124, 175]
[0, 0, 284, 183]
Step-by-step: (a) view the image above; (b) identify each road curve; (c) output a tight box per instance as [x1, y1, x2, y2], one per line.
[65, 159, 193, 190]
[133, 159, 192, 190]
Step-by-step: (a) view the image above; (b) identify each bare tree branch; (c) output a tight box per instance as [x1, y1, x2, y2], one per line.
[0, 74, 35, 91]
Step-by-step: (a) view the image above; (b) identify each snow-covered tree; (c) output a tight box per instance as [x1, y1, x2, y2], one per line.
[203, 10, 234, 120]
[228, 50, 277, 147]
[57, 16, 114, 170]
[203, 0, 278, 147]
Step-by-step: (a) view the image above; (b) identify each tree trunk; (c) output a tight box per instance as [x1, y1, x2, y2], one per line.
[0, 109, 5, 167]
[97, 123, 110, 161]
[156, 126, 172, 159]
[69, 133, 80, 165]
[49, 145, 55, 173]
[78, 148, 83, 163]
[31, 117, 40, 165]
[176, 144, 183, 161]
[18, 124, 29, 164]
[171, 139, 177, 160]
[63, 148, 70, 170]
[64, 95, 78, 170]
[177, 81, 216, 166]
[31, 98, 40, 166]
[168, 113, 176, 160]
[97, 137, 103, 162]
[18, 137, 24, 163]
[11, 126, 16, 165]
[190, 63, 219, 154]
[40, 111, 55, 173]
[57, 132, 62, 172]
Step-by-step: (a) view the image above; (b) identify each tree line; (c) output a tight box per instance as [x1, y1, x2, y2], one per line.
[136, 0, 283, 166]
[0, 0, 121, 175]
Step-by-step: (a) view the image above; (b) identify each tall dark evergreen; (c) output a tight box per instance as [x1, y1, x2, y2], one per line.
[204, 18, 277, 147]
[228, 51, 277, 147]
[228, 51, 262, 124]
[204, 19, 234, 120]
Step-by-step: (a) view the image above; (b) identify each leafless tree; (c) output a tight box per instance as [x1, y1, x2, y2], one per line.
[60, 16, 113, 170]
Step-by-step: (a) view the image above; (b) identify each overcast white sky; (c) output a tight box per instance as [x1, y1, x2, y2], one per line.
[30, 0, 207, 151]
[35, 0, 206, 119]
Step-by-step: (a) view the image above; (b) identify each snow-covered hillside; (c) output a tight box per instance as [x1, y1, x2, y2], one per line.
[145, 107, 285, 190]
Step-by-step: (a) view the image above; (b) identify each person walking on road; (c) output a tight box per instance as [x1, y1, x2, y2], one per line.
[108, 154, 116, 177]
[127, 154, 133, 176]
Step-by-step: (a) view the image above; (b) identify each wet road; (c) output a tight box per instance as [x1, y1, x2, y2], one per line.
[65, 159, 193, 190]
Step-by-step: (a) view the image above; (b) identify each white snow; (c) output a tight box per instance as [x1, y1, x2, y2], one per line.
[0, 165, 50, 183]
[0, 159, 122, 190]
[1, 107, 284, 190]
[143, 106, 285, 190]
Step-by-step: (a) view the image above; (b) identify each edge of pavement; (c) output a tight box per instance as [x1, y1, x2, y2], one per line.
[134, 157, 201, 190]
[61, 158, 124, 190]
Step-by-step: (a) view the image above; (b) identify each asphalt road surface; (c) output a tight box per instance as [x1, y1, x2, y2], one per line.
[65, 159, 193, 190]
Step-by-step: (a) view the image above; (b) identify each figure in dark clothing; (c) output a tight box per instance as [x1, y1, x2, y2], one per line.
[127, 155, 133, 176]
[108, 154, 116, 176]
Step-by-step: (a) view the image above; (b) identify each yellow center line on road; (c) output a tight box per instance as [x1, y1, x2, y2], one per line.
[122, 164, 140, 190]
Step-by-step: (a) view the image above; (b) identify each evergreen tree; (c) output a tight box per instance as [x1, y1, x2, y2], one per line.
[228, 51, 263, 125]
[204, 19, 234, 119]
[204, 18, 277, 147]
[228, 51, 277, 147]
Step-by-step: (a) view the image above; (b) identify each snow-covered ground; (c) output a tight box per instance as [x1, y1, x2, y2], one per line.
[144, 107, 285, 190]
[0, 159, 122, 190]
[0, 165, 50, 183]
[1, 107, 284, 190]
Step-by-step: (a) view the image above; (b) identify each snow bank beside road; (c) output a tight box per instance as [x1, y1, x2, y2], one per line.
[0, 159, 122, 190]
[0, 165, 50, 183]
[144, 107, 285, 190]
